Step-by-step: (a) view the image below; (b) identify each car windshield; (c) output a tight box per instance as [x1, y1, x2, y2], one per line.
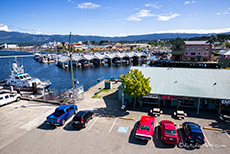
[140, 126, 150, 131]
[73, 116, 81, 121]
[54, 109, 65, 117]
[165, 129, 177, 135]
[191, 132, 203, 137]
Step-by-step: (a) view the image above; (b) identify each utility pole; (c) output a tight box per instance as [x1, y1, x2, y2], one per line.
[69, 32, 76, 104]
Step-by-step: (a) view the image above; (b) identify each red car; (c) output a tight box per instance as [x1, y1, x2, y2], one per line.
[135, 116, 155, 140]
[160, 120, 179, 145]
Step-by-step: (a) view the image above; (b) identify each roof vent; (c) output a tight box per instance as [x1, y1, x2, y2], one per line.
[213, 82, 217, 86]
[174, 80, 177, 84]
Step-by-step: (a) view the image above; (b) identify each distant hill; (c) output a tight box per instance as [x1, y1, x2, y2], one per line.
[0, 30, 224, 44]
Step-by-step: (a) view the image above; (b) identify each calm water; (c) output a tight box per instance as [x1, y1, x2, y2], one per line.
[0, 50, 130, 92]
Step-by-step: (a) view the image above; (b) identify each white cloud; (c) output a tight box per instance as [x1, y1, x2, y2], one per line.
[217, 8, 230, 15]
[157, 13, 180, 21]
[0, 24, 11, 31]
[127, 10, 154, 21]
[35, 29, 45, 34]
[77, 2, 100, 9]
[145, 3, 162, 9]
[153, 28, 230, 34]
[185, 1, 196, 5]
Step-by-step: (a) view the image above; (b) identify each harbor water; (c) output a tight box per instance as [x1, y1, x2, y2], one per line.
[0, 50, 130, 92]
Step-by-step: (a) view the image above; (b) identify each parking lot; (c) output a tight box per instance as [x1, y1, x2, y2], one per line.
[0, 98, 229, 154]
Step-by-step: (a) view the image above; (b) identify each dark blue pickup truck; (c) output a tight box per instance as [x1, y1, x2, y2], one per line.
[46, 104, 78, 126]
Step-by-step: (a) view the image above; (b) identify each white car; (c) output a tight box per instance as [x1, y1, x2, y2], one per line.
[0, 93, 21, 106]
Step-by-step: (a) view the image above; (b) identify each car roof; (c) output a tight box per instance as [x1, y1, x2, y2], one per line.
[164, 123, 175, 130]
[56, 105, 74, 110]
[185, 122, 202, 132]
[75, 110, 92, 117]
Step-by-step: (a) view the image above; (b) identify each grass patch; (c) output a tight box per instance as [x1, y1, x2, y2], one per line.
[92, 88, 110, 98]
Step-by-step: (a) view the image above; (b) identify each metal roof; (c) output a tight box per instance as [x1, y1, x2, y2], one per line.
[58, 56, 70, 63]
[131, 66, 230, 100]
[219, 50, 230, 56]
[184, 41, 210, 45]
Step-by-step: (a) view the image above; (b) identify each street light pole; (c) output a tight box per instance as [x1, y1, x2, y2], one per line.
[69, 32, 76, 104]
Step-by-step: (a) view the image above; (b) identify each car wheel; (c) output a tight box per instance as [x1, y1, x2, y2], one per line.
[84, 123, 87, 128]
[61, 119, 66, 126]
[91, 114, 94, 119]
[16, 97, 20, 102]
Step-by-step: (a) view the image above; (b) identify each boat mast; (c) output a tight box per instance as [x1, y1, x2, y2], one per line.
[69, 32, 76, 104]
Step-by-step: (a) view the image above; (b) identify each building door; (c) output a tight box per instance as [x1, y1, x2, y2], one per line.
[175, 55, 181, 61]
[165, 100, 171, 106]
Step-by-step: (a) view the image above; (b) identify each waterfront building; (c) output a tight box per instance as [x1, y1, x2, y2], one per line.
[3, 43, 19, 49]
[218, 50, 230, 68]
[118, 67, 230, 114]
[172, 38, 212, 62]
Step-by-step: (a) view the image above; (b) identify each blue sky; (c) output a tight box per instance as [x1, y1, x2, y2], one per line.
[0, 0, 230, 36]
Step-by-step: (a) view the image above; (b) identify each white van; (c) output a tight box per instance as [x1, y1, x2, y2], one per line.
[0, 93, 21, 106]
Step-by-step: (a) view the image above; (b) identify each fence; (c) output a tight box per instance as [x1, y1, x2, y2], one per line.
[40, 85, 84, 104]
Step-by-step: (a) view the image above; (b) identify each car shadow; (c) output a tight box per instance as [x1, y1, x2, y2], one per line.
[153, 126, 176, 149]
[37, 121, 57, 130]
[63, 121, 81, 131]
[128, 122, 148, 145]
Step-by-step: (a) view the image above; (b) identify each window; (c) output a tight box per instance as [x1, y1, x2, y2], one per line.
[204, 53, 206, 55]
[204, 47, 209, 50]
[15, 76, 19, 79]
[197, 48, 202, 51]
[185, 47, 189, 50]
[192, 48, 195, 50]
[69, 106, 74, 110]
[66, 108, 70, 112]
[198, 53, 200, 55]
[5, 95, 9, 99]
[165, 130, 177, 135]
[0, 97, 3, 100]
[140, 126, 150, 132]
[176, 45, 180, 50]
[10, 94, 15, 98]
[185, 52, 188, 55]
[191, 52, 196, 55]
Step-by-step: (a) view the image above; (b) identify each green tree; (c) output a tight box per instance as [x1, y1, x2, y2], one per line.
[226, 41, 230, 48]
[119, 69, 152, 109]
[130, 46, 134, 51]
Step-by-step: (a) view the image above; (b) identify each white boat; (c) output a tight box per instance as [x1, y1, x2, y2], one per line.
[4, 60, 51, 90]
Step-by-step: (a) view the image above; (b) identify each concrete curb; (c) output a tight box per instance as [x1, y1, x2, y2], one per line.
[101, 114, 116, 118]
[21, 97, 60, 105]
[203, 127, 223, 131]
[119, 117, 135, 121]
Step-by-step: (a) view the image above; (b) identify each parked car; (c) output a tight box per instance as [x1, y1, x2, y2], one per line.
[71, 110, 94, 128]
[160, 120, 179, 145]
[219, 110, 230, 123]
[0, 93, 21, 106]
[135, 116, 155, 140]
[46, 104, 78, 126]
[182, 122, 205, 145]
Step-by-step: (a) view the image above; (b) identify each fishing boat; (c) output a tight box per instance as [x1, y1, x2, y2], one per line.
[3, 59, 51, 91]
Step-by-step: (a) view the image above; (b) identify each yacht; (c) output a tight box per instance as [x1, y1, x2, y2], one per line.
[4, 60, 51, 90]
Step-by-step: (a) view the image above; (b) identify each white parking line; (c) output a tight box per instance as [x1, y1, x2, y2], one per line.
[225, 132, 230, 139]
[177, 125, 184, 143]
[88, 116, 99, 130]
[202, 129, 211, 147]
[109, 118, 118, 133]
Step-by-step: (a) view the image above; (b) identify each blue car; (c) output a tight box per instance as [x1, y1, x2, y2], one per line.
[46, 104, 78, 126]
[182, 122, 205, 145]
